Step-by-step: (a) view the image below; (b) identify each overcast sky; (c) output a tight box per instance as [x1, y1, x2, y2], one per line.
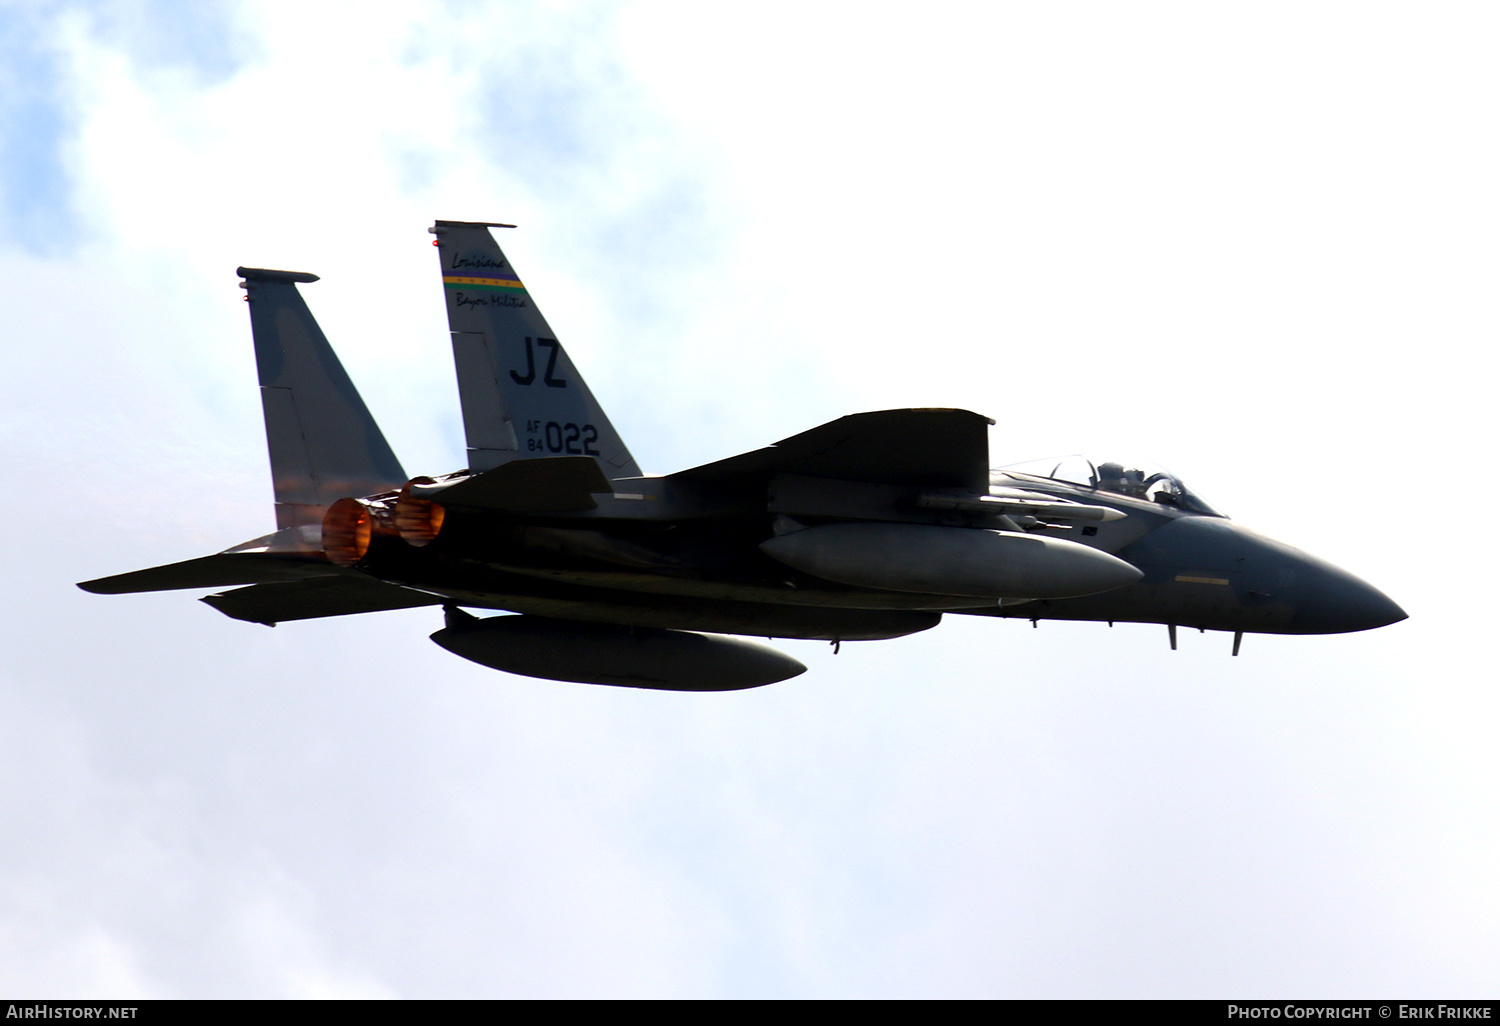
[1, 0, 1496, 998]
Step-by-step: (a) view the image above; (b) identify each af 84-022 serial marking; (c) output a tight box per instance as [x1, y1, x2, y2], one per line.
[526, 421, 601, 456]
[78, 221, 1407, 691]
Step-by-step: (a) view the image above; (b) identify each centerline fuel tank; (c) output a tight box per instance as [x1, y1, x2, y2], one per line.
[430, 611, 808, 691]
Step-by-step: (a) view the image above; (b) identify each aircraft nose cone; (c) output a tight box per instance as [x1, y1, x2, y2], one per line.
[1289, 563, 1408, 634]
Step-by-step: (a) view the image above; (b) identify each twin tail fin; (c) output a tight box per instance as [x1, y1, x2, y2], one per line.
[431, 221, 640, 479]
[239, 267, 407, 529]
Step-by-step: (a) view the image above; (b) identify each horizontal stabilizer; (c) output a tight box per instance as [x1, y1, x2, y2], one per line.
[433, 456, 611, 512]
[78, 553, 337, 595]
[201, 575, 443, 625]
[674, 409, 994, 493]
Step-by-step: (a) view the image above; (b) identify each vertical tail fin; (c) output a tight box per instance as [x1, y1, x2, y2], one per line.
[239, 267, 407, 529]
[430, 221, 641, 479]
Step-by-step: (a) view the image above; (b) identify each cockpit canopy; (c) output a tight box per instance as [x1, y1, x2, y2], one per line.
[995, 455, 1224, 517]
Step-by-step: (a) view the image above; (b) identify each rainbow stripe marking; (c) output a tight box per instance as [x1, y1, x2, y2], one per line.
[443, 275, 526, 292]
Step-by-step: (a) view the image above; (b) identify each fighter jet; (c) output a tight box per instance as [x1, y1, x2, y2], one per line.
[78, 221, 1407, 691]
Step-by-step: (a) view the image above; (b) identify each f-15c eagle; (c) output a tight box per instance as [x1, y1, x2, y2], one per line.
[79, 221, 1407, 690]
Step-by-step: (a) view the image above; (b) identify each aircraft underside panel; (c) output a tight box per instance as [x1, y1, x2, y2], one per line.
[466, 563, 1000, 610]
[192, 561, 941, 639]
[977, 585, 1295, 633]
[441, 590, 942, 641]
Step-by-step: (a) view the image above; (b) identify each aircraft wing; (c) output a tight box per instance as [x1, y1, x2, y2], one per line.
[201, 575, 443, 625]
[671, 408, 994, 493]
[77, 553, 338, 595]
[81, 550, 440, 626]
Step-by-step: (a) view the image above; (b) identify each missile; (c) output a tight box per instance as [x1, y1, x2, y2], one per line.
[430, 611, 807, 691]
[760, 523, 1142, 599]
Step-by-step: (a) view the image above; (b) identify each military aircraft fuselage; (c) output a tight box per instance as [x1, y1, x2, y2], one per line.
[330, 462, 1402, 644]
[78, 222, 1406, 689]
